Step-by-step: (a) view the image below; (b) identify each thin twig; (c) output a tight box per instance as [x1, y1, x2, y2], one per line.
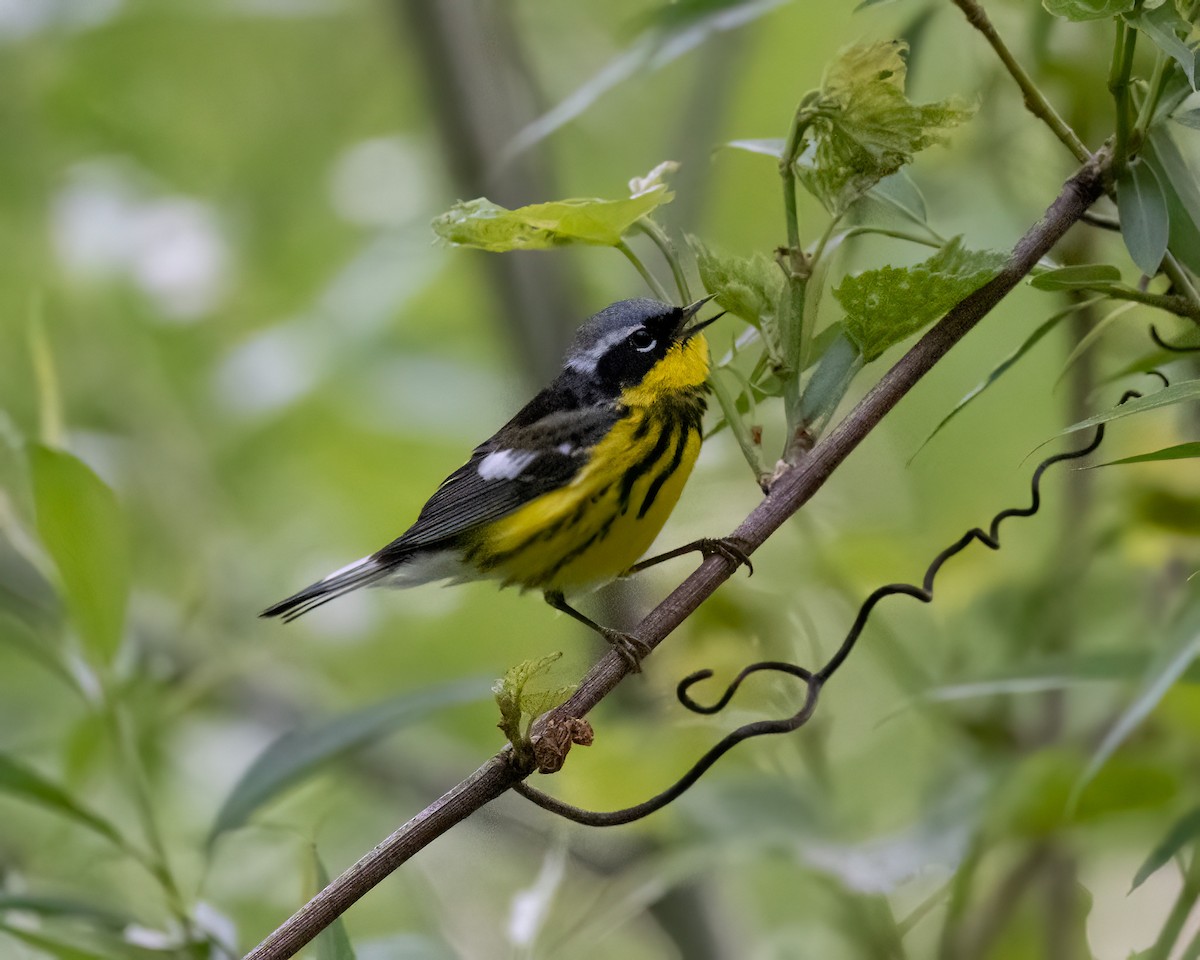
[949, 0, 1091, 164]
[243, 150, 1109, 960]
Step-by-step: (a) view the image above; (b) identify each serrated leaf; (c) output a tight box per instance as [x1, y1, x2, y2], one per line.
[795, 41, 975, 213]
[1073, 592, 1200, 806]
[519, 685, 578, 718]
[1088, 441, 1200, 467]
[208, 678, 488, 846]
[431, 189, 672, 252]
[312, 848, 356, 960]
[0, 753, 127, 849]
[1057, 378, 1200, 436]
[1043, 0, 1134, 20]
[834, 237, 1005, 361]
[1131, 806, 1200, 891]
[1145, 124, 1200, 273]
[909, 301, 1090, 461]
[1116, 159, 1170, 275]
[1126, 3, 1197, 89]
[1029, 263, 1123, 289]
[29, 445, 128, 663]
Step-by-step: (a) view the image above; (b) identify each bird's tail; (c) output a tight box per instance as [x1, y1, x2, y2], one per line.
[260, 555, 389, 623]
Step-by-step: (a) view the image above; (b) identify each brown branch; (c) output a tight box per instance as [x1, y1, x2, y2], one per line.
[243, 150, 1109, 960]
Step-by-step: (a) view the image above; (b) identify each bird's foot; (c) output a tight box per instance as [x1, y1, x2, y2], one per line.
[600, 628, 652, 673]
[697, 536, 754, 576]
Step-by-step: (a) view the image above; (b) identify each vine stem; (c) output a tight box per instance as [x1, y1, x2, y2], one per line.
[1110, 15, 1138, 172]
[242, 149, 1110, 960]
[950, 0, 1091, 164]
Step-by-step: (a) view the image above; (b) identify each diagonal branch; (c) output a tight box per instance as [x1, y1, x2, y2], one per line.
[243, 150, 1109, 960]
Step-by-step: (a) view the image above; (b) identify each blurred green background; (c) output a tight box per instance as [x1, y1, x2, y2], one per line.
[1, 1, 1199, 958]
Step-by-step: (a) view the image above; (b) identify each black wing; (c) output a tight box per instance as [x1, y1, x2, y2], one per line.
[374, 386, 619, 561]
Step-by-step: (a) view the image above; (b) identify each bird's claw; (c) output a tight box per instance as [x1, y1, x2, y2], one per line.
[601, 629, 651, 672]
[699, 536, 754, 577]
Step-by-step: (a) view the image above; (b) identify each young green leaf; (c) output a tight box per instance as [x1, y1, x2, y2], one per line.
[834, 237, 1005, 361]
[1116, 159, 1170, 275]
[866, 169, 929, 225]
[794, 41, 975, 213]
[0, 753, 127, 849]
[1043, 0, 1134, 20]
[1057, 378, 1200, 437]
[29, 445, 129, 664]
[688, 237, 785, 363]
[312, 847, 356, 960]
[494, 653, 574, 748]
[1088, 442, 1200, 467]
[1125, 3, 1197, 89]
[1131, 806, 1200, 891]
[1029, 263, 1123, 290]
[207, 678, 488, 846]
[431, 188, 672, 252]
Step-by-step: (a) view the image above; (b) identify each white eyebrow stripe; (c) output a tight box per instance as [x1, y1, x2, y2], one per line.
[565, 326, 640, 374]
[477, 449, 538, 480]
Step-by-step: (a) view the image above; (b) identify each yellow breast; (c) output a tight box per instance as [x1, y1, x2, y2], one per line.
[472, 335, 709, 593]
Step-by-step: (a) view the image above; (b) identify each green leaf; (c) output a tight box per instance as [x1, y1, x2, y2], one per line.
[1126, 3, 1197, 89]
[1043, 0, 1134, 20]
[431, 188, 672, 252]
[1089, 441, 1200, 467]
[0, 753, 127, 849]
[1074, 592, 1200, 806]
[910, 300, 1093, 461]
[866, 169, 928, 225]
[795, 41, 975, 213]
[207, 678, 488, 846]
[1131, 806, 1200, 891]
[1175, 107, 1200, 129]
[493, 653, 574, 747]
[1057, 378, 1200, 436]
[312, 847, 356, 960]
[0, 923, 117, 960]
[834, 237, 1005, 361]
[1116, 159, 1170, 275]
[1145, 125, 1200, 273]
[688, 237, 785, 364]
[1029, 263, 1123, 290]
[29, 445, 129, 663]
[722, 138, 785, 158]
[0, 895, 130, 930]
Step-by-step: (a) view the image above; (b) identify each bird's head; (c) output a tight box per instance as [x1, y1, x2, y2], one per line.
[563, 297, 722, 401]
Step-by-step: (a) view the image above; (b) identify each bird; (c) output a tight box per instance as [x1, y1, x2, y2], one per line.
[261, 297, 749, 668]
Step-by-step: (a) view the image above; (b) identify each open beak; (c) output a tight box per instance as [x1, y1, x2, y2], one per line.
[674, 295, 725, 341]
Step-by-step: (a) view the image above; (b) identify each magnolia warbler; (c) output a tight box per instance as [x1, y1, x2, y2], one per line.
[261, 297, 748, 666]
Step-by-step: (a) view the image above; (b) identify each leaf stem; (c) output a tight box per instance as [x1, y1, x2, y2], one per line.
[1132, 50, 1170, 150]
[634, 219, 691, 303]
[616, 239, 671, 302]
[950, 0, 1091, 164]
[708, 369, 769, 487]
[1093, 283, 1200, 321]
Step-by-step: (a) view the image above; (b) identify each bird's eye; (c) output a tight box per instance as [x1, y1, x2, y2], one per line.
[629, 329, 656, 352]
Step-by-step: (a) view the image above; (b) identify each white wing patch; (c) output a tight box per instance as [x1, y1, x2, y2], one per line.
[477, 448, 538, 481]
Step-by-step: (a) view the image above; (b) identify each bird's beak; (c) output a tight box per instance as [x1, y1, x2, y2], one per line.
[675, 294, 724, 341]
